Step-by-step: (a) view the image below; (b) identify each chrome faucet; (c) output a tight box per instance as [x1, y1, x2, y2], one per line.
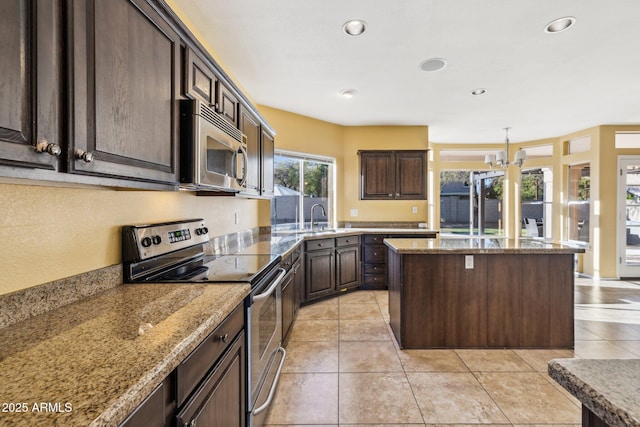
[310, 203, 327, 230]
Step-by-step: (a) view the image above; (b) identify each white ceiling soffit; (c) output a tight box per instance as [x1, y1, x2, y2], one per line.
[171, 0, 640, 144]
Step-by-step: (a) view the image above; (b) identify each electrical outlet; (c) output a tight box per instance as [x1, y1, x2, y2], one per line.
[350, 209, 358, 217]
[465, 255, 474, 269]
[412, 206, 418, 214]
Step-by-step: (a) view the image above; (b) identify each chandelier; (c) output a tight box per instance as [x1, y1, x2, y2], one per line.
[484, 127, 527, 168]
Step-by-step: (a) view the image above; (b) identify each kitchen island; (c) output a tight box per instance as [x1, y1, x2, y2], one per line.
[384, 237, 585, 349]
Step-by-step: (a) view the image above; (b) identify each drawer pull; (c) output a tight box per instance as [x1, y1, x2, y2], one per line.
[219, 333, 229, 343]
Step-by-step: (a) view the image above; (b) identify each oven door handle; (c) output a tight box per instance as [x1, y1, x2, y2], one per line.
[252, 268, 286, 303]
[252, 346, 286, 416]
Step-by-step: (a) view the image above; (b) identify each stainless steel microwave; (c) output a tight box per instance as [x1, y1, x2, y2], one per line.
[180, 99, 248, 191]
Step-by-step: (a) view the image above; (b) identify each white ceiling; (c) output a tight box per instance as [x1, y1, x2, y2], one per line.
[171, 0, 640, 144]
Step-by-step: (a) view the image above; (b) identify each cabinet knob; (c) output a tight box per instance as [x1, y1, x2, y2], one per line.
[396, 192, 400, 197]
[35, 139, 61, 157]
[219, 333, 229, 343]
[75, 149, 94, 163]
[388, 193, 392, 197]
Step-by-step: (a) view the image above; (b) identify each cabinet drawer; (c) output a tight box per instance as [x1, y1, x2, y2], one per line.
[306, 238, 335, 251]
[336, 235, 360, 247]
[363, 263, 386, 274]
[363, 273, 386, 285]
[363, 235, 385, 245]
[281, 252, 293, 271]
[176, 304, 244, 406]
[291, 244, 302, 262]
[363, 245, 386, 263]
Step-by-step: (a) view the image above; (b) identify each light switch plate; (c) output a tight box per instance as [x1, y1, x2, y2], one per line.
[350, 209, 358, 217]
[465, 255, 474, 269]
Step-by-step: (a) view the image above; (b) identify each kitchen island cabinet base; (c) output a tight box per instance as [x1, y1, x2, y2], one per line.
[388, 251, 575, 349]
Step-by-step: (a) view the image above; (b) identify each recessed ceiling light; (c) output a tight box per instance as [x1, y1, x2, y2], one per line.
[419, 58, 447, 72]
[343, 20, 366, 36]
[470, 88, 487, 96]
[544, 16, 576, 33]
[340, 89, 357, 98]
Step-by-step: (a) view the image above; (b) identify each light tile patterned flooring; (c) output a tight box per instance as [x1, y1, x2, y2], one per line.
[265, 276, 640, 426]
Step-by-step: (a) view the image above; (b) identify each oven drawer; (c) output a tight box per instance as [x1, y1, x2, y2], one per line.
[176, 304, 244, 407]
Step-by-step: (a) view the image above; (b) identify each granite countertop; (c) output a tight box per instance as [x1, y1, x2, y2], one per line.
[384, 236, 586, 254]
[548, 359, 640, 427]
[0, 282, 250, 427]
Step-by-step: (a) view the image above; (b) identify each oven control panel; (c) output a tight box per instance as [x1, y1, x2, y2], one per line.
[122, 219, 210, 261]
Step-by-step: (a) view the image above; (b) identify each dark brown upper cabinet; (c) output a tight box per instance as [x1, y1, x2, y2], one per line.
[67, 0, 180, 184]
[359, 150, 427, 200]
[239, 105, 260, 195]
[260, 128, 275, 197]
[216, 81, 239, 127]
[0, 0, 63, 171]
[184, 47, 216, 106]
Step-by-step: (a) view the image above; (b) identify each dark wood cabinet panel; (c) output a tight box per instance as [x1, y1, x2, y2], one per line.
[361, 152, 394, 199]
[444, 255, 487, 347]
[336, 245, 360, 291]
[68, 0, 180, 183]
[176, 332, 246, 427]
[184, 47, 216, 106]
[119, 374, 175, 427]
[239, 106, 260, 195]
[396, 151, 427, 199]
[261, 128, 275, 197]
[305, 249, 335, 300]
[359, 150, 427, 200]
[389, 252, 575, 349]
[0, 0, 62, 170]
[216, 81, 239, 126]
[281, 268, 295, 344]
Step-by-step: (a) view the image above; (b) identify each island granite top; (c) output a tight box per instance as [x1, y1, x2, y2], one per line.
[384, 236, 586, 254]
[548, 358, 640, 427]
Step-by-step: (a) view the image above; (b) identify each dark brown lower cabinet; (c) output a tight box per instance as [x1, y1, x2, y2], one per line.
[176, 331, 246, 427]
[388, 250, 575, 349]
[119, 374, 175, 427]
[335, 236, 360, 292]
[305, 246, 335, 301]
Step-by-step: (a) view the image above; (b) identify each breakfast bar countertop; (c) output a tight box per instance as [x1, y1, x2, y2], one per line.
[548, 358, 640, 427]
[0, 282, 250, 427]
[384, 236, 586, 254]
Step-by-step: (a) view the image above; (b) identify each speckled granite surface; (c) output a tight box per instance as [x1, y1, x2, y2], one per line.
[0, 282, 250, 427]
[0, 265, 122, 329]
[384, 236, 586, 254]
[548, 359, 640, 427]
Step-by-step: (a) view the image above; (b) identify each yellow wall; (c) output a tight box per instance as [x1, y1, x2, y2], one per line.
[258, 106, 429, 225]
[0, 182, 260, 295]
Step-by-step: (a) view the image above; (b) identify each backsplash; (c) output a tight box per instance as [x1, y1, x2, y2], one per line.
[0, 264, 122, 329]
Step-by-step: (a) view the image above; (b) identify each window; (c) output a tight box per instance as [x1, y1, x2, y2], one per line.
[568, 164, 590, 242]
[521, 168, 552, 238]
[271, 151, 335, 230]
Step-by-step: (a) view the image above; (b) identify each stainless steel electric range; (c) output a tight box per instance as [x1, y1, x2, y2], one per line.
[122, 218, 286, 427]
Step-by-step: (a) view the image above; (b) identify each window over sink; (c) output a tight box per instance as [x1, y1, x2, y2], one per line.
[271, 151, 335, 231]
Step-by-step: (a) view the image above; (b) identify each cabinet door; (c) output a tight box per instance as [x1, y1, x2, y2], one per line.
[184, 47, 216, 106]
[0, 0, 62, 170]
[216, 81, 239, 127]
[68, 0, 179, 184]
[305, 249, 335, 301]
[239, 106, 260, 195]
[176, 332, 246, 427]
[360, 151, 394, 199]
[395, 151, 427, 199]
[281, 269, 295, 345]
[336, 245, 360, 290]
[261, 128, 275, 197]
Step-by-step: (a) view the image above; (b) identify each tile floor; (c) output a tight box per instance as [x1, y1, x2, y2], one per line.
[265, 276, 640, 426]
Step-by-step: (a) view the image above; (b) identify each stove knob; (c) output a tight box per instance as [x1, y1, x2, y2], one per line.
[141, 237, 152, 248]
[201, 227, 208, 235]
[152, 235, 162, 245]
